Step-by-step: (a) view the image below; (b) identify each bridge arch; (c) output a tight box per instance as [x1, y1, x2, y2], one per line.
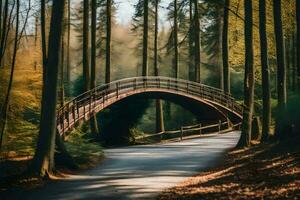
[57, 77, 243, 136]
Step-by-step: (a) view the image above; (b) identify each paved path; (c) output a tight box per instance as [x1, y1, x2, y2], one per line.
[12, 132, 240, 200]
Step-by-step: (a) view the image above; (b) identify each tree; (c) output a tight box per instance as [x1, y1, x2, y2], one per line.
[193, 0, 200, 82]
[66, 0, 71, 82]
[237, 0, 254, 147]
[143, 0, 149, 76]
[273, 0, 287, 139]
[154, 0, 165, 133]
[31, 0, 65, 176]
[297, 0, 300, 88]
[0, 0, 20, 149]
[259, 0, 271, 142]
[174, 0, 179, 78]
[83, 0, 90, 91]
[0, 0, 9, 66]
[90, 0, 100, 137]
[106, 0, 111, 83]
[222, 0, 230, 93]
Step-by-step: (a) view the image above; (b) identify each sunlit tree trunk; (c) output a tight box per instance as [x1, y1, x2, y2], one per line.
[222, 0, 230, 93]
[31, 0, 65, 176]
[259, 0, 271, 142]
[237, 0, 254, 147]
[106, 0, 111, 83]
[273, 0, 287, 139]
[142, 0, 149, 76]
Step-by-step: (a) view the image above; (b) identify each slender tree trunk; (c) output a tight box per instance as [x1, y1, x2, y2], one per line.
[31, 0, 65, 176]
[41, 0, 47, 73]
[193, 0, 201, 82]
[297, 0, 300, 88]
[237, 0, 254, 148]
[154, 0, 165, 133]
[90, 0, 100, 138]
[142, 0, 149, 76]
[286, 36, 291, 90]
[0, 0, 2, 39]
[0, 0, 9, 67]
[34, 15, 38, 71]
[66, 0, 71, 82]
[60, 32, 65, 107]
[83, 0, 90, 91]
[273, 0, 287, 139]
[0, 0, 19, 150]
[259, 0, 271, 142]
[174, 0, 179, 78]
[292, 33, 296, 91]
[188, 1, 194, 81]
[222, 0, 230, 93]
[105, 0, 111, 83]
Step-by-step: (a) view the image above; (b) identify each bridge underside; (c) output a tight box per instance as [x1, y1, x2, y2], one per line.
[102, 90, 241, 125]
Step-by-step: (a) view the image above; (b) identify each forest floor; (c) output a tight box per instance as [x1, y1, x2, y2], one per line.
[157, 136, 300, 200]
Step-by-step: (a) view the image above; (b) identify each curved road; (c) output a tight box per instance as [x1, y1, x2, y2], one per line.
[11, 131, 240, 200]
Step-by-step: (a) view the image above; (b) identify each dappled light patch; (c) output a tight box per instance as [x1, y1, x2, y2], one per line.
[158, 137, 300, 200]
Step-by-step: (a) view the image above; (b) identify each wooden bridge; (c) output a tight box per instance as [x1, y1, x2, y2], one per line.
[56, 76, 243, 136]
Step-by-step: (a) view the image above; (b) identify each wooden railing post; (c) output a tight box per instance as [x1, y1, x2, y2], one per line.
[67, 103, 70, 128]
[180, 127, 183, 140]
[199, 123, 202, 135]
[116, 82, 119, 99]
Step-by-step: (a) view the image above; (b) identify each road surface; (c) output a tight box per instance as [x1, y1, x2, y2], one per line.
[9, 131, 240, 200]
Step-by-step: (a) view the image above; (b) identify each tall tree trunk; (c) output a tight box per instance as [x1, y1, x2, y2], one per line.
[0, 0, 19, 150]
[34, 15, 38, 71]
[0, 0, 9, 67]
[222, 0, 230, 93]
[105, 0, 111, 83]
[193, 0, 201, 83]
[292, 33, 296, 91]
[142, 0, 149, 76]
[174, 0, 179, 78]
[0, 0, 2, 38]
[60, 32, 65, 107]
[286, 36, 291, 90]
[90, 0, 100, 138]
[154, 0, 165, 133]
[83, 0, 90, 91]
[259, 0, 271, 142]
[188, 1, 194, 81]
[31, 0, 65, 176]
[66, 0, 71, 82]
[273, 0, 287, 139]
[41, 0, 47, 73]
[237, 0, 254, 148]
[297, 0, 300, 88]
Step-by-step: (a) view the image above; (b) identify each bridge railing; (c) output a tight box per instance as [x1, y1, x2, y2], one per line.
[57, 77, 243, 136]
[135, 121, 242, 142]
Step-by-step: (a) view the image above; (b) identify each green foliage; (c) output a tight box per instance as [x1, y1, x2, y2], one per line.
[65, 128, 103, 166]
